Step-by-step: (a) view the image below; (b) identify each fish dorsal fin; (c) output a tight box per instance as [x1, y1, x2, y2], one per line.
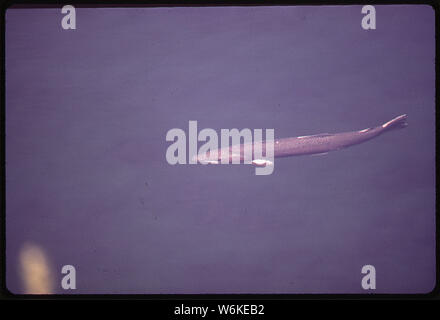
[297, 133, 332, 139]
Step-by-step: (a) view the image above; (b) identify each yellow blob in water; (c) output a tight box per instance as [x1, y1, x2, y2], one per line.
[19, 243, 54, 294]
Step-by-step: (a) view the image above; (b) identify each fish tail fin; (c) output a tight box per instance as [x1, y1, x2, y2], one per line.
[381, 114, 408, 132]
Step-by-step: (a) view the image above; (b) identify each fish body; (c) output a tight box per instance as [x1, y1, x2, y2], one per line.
[273, 114, 407, 157]
[195, 114, 408, 166]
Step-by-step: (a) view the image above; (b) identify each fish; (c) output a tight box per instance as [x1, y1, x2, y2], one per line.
[194, 114, 408, 167]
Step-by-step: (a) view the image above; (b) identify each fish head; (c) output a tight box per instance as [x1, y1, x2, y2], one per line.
[192, 148, 242, 164]
[192, 149, 221, 164]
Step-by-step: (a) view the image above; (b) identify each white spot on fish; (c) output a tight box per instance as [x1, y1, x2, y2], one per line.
[252, 159, 273, 167]
[382, 119, 393, 128]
